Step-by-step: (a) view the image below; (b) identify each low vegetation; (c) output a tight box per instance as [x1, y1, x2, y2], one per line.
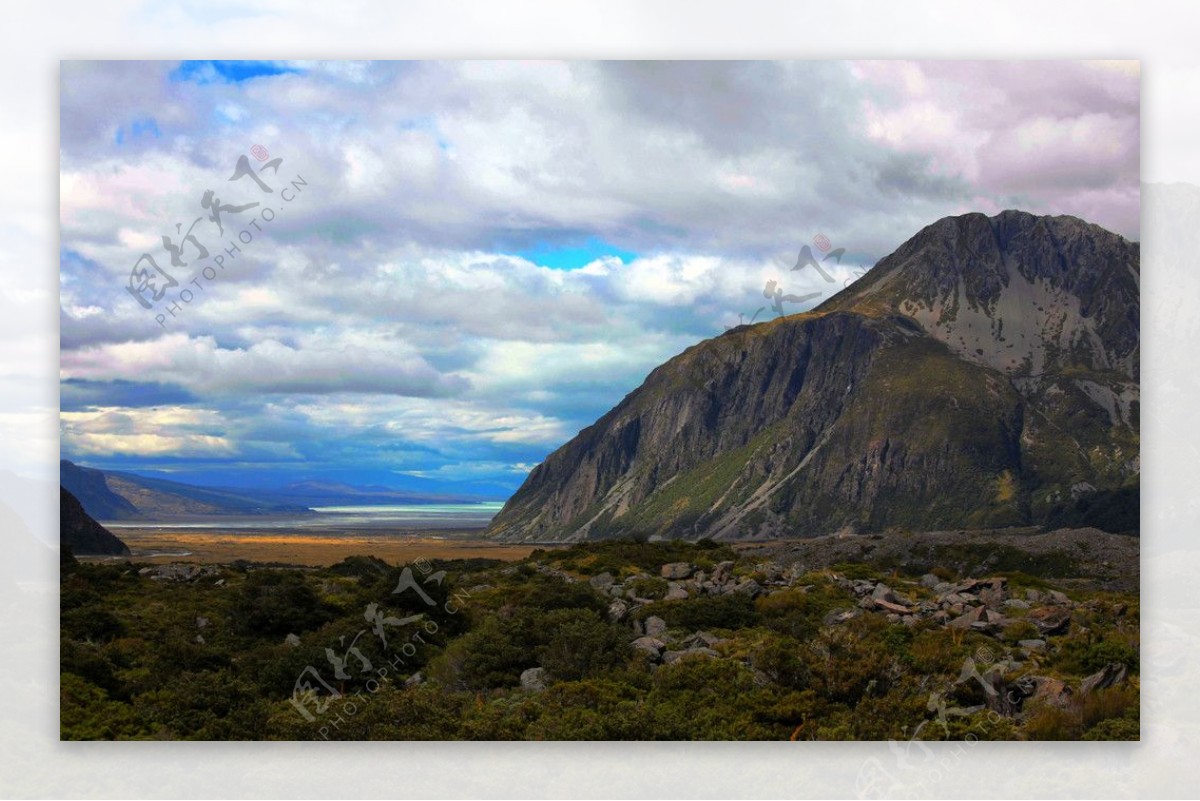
[60, 539, 1138, 740]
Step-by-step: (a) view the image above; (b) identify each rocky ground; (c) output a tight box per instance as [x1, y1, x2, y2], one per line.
[734, 527, 1139, 593]
[515, 532, 1138, 728]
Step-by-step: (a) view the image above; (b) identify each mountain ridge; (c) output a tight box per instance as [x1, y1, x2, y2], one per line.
[487, 210, 1139, 543]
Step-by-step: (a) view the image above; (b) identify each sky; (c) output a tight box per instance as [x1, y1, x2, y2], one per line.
[58, 59, 1141, 498]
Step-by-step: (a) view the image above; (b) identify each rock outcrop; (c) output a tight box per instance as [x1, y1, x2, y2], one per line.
[60, 487, 130, 556]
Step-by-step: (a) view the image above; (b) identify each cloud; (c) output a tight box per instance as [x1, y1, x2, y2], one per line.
[59, 60, 1140, 491]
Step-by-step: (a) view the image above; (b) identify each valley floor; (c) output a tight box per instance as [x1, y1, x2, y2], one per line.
[61, 530, 1138, 741]
[80, 528, 541, 566]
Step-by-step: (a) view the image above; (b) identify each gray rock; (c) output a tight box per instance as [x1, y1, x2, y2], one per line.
[728, 578, 763, 598]
[823, 608, 859, 626]
[589, 572, 615, 590]
[1046, 590, 1072, 606]
[520, 667, 547, 692]
[1018, 638, 1047, 651]
[711, 561, 735, 584]
[661, 562, 695, 580]
[608, 598, 630, 623]
[631, 636, 666, 657]
[948, 605, 989, 629]
[1003, 599, 1031, 610]
[920, 574, 942, 589]
[664, 584, 689, 601]
[196, 616, 209, 629]
[1029, 606, 1072, 636]
[610, 585, 626, 598]
[871, 583, 896, 602]
[284, 633, 301, 647]
[644, 615, 668, 638]
[405, 672, 424, 688]
[1080, 662, 1128, 695]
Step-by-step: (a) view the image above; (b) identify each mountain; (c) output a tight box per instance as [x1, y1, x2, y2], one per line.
[488, 210, 1139, 542]
[60, 487, 130, 556]
[60, 460, 140, 520]
[60, 460, 313, 520]
[58, 460, 489, 521]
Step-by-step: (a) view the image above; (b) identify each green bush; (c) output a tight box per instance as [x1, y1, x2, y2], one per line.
[537, 610, 630, 681]
[232, 571, 334, 637]
[640, 593, 758, 631]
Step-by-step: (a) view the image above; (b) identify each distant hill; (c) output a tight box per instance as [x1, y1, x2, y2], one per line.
[60, 460, 312, 520]
[59, 460, 139, 520]
[59, 460, 491, 522]
[60, 487, 130, 556]
[489, 210, 1139, 542]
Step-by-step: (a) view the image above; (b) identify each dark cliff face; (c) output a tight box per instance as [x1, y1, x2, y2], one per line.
[60, 487, 131, 556]
[488, 211, 1140, 542]
[60, 460, 140, 521]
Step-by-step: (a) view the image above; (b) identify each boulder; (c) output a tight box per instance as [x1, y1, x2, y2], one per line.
[1003, 599, 1031, 611]
[871, 583, 896, 602]
[404, 672, 424, 688]
[520, 667, 547, 692]
[589, 572, 615, 591]
[1046, 590, 1072, 606]
[727, 578, 764, 598]
[1018, 638, 1047, 652]
[608, 599, 630, 623]
[631, 636, 666, 658]
[1080, 663, 1128, 695]
[1030, 676, 1072, 708]
[664, 584, 689, 601]
[823, 608, 859, 626]
[874, 598, 912, 615]
[948, 605, 989, 629]
[284, 633, 301, 647]
[920, 573, 942, 589]
[680, 631, 723, 649]
[661, 562, 695, 580]
[711, 561, 735, 584]
[1028, 606, 1072, 636]
[644, 615, 668, 638]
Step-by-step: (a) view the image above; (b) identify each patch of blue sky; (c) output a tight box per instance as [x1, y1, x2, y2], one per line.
[169, 60, 302, 85]
[398, 117, 451, 151]
[514, 237, 639, 270]
[114, 117, 161, 146]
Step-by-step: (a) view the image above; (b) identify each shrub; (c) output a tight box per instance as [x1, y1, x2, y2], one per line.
[538, 610, 630, 681]
[232, 571, 333, 637]
[640, 594, 758, 631]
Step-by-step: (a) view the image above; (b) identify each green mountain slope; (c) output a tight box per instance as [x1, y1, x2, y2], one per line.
[488, 211, 1139, 542]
